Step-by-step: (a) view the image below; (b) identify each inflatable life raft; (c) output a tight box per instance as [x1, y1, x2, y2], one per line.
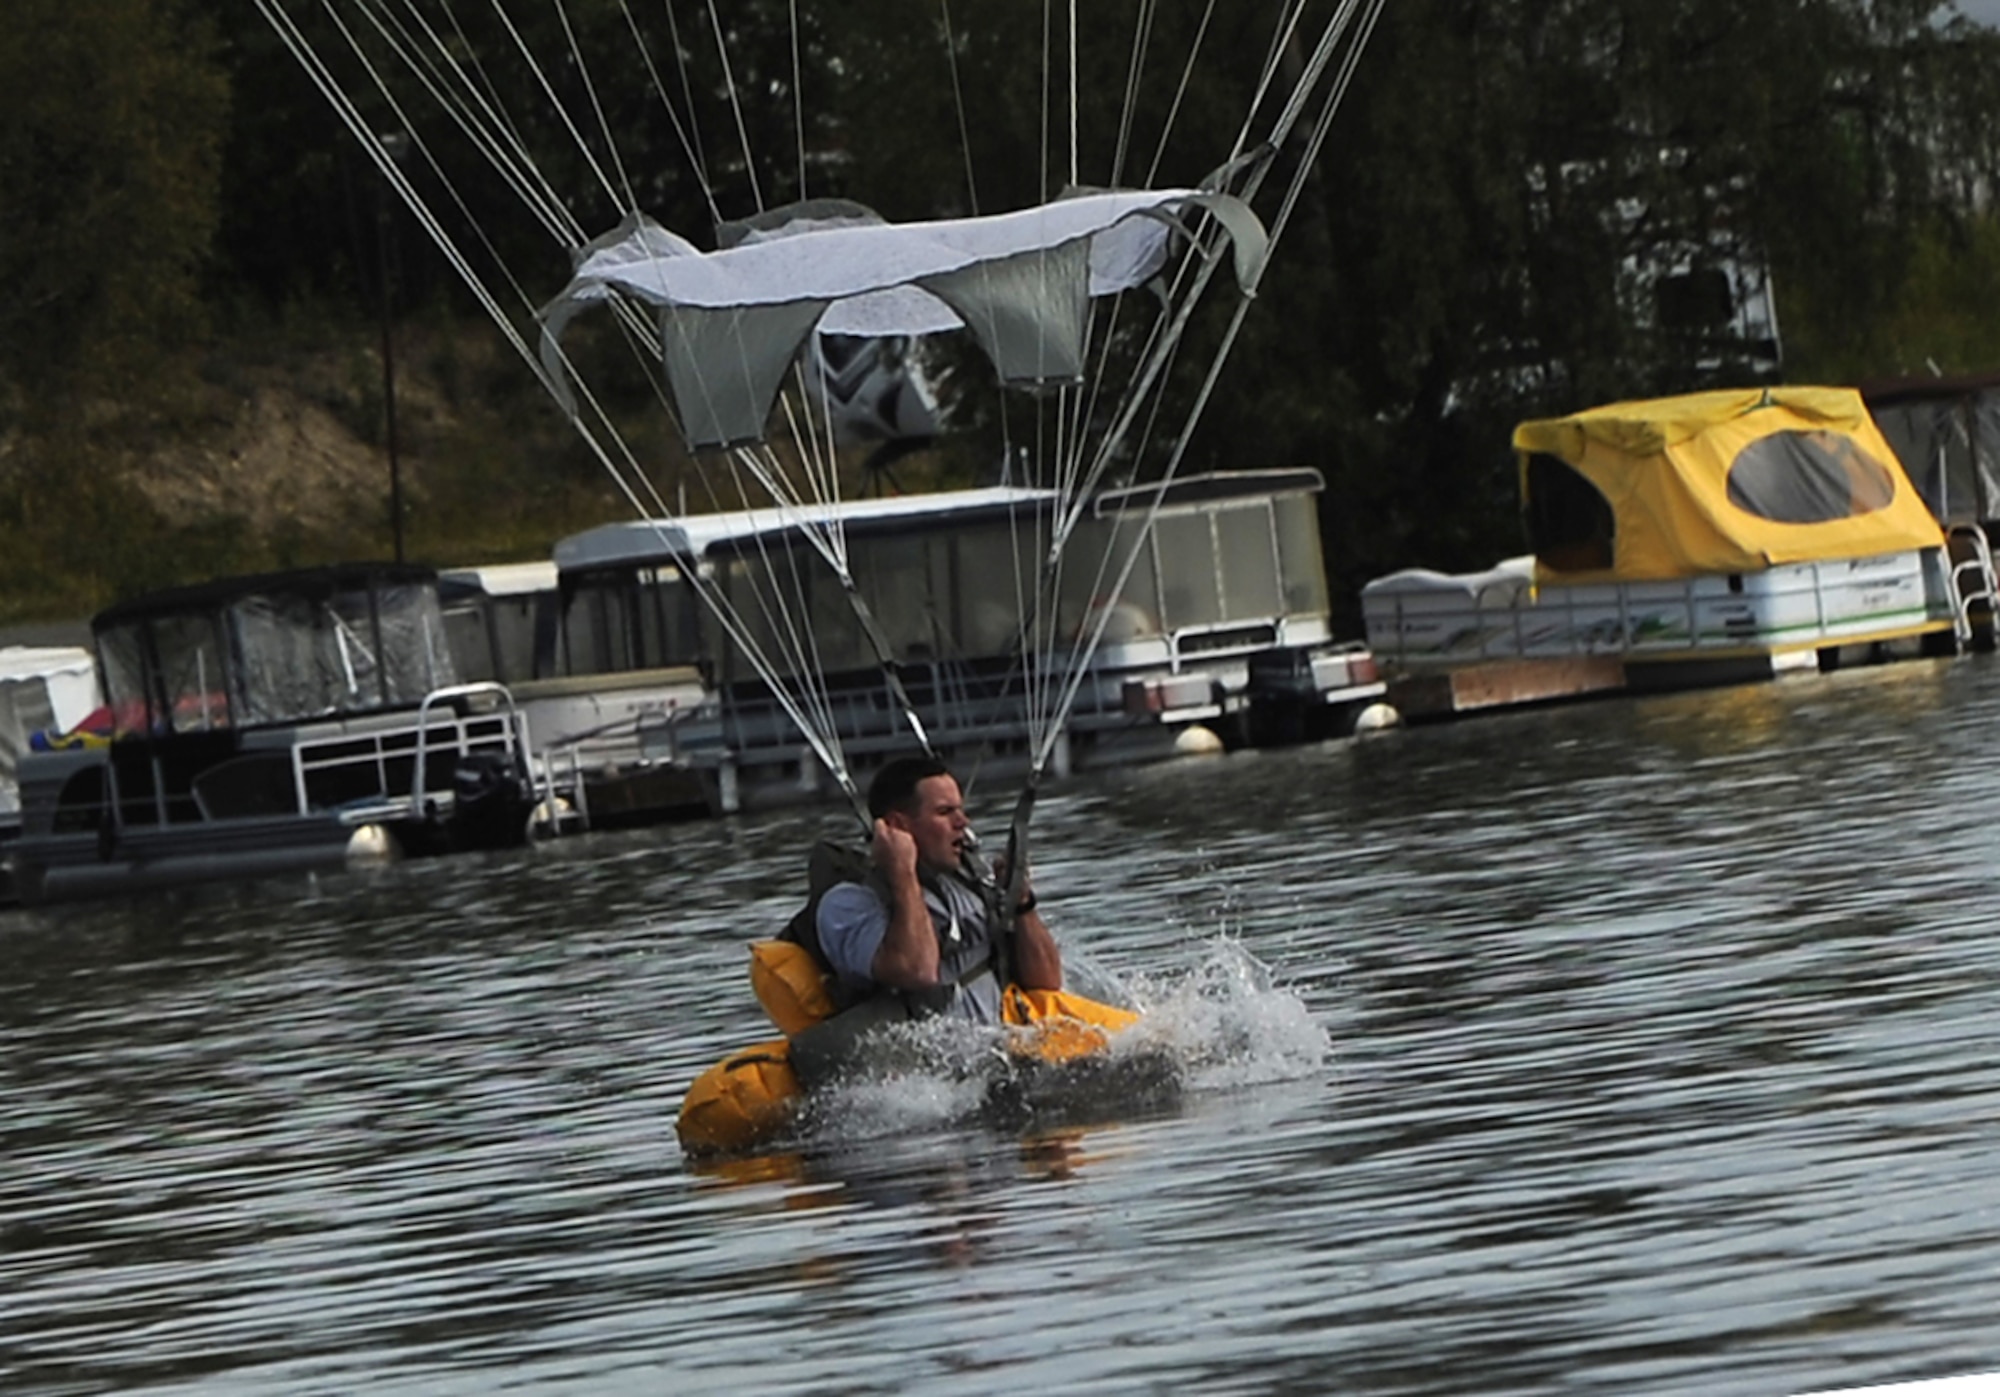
[676, 938, 1143, 1157]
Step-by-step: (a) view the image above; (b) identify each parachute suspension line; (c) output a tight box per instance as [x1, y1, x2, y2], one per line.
[264, 0, 595, 400]
[706, 0, 764, 212]
[403, 2, 547, 215]
[550, 0, 638, 212]
[346, 2, 563, 242]
[1068, 0, 1080, 189]
[672, 412, 877, 781]
[309, 0, 580, 251]
[1144, 0, 1216, 187]
[1111, 0, 1158, 189]
[656, 443, 854, 800]
[1039, 0, 1053, 201]
[661, 503, 862, 819]
[1037, 385, 1070, 758]
[1055, 0, 1367, 547]
[1029, 403, 1057, 762]
[938, 0, 980, 213]
[778, 368, 841, 529]
[739, 467, 848, 768]
[789, 0, 808, 199]
[1041, 300, 1255, 779]
[660, 0, 718, 216]
[719, 412, 940, 769]
[1052, 382, 1091, 752]
[471, 0, 628, 214]
[1228, 0, 1311, 163]
[620, 0, 722, 227]
[1031, 3, 1384, 776]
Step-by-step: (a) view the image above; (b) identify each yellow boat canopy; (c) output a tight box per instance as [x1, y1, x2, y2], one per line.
[1513, 387, 1945, 584]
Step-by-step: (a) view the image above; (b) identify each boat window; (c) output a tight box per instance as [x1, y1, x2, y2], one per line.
[370, 583, 457, 704]
[718, 548, 870, 681]
[441, 598, 498, 683]
[151, 612, 231, 734]
[1155, 512, 1223, 631]
[96, 623, 149, 734]
[954, 523, 1036, 655]
[324, 593, 384, 704]
[1215, 503, 1283, 620]
[636, 567, 701, 668]
[1060, 517, 1162, 643]
[715, 558, 770, 683]
[561, 577, 618, 676]
[234, 593, 335, 722]
[804, 558, 870, 675]
[1274, 495, 1331, 616]
[1526, 454, 1616, 572]
[854, 534, 938, 662]
[1727, 429, 1898, 523]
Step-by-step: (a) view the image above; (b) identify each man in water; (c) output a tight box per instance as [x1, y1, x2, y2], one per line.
[816, 756, 1063, 1024]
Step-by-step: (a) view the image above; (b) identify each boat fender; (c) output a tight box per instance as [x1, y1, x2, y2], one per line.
[676, 1039, 802, 1157]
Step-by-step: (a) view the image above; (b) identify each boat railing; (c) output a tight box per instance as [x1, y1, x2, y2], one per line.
[1946, 523, 1998, 649]
[688, 658, 1152, 769]
[407, 682, 535, 814]
[272, 683, 534, 822]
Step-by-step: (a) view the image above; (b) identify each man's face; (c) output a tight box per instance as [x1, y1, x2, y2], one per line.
[892, 774, 971, 870]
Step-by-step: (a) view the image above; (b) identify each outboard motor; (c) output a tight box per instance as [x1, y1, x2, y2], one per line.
[446, 749, 534, 851]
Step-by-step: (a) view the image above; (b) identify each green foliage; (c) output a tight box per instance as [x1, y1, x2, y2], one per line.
[0, 0, 227, 424]
[9, 0, 2000, 629]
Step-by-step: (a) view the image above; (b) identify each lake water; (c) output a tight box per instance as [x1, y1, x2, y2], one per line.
[6, 656, 2000, 1394]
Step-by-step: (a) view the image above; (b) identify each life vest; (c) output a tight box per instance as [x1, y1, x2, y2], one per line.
[749, 836, 1007, 1038]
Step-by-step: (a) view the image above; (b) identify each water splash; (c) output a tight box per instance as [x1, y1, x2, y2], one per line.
[795, 938, 1326, 1150]
[1120, 936, 1332, 1091]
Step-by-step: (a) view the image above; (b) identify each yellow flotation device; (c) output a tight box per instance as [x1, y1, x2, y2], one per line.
[676, 940, 1142, 1158]
[675, 1038, 804, 1159]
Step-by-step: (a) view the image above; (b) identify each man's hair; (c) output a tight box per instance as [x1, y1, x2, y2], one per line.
[867, 754, 953, 819]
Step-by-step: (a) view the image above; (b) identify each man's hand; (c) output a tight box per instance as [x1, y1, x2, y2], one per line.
[992, 852, 1032, 900]
[871, 817, 918, 881]
[867, 816, 937, 989]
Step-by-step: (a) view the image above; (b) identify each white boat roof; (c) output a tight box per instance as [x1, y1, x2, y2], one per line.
[553, 486, 1059, 572]
[438, 560, 559, 596]
[1361, 556, 1535, 597]
[0, 645, 95, 684]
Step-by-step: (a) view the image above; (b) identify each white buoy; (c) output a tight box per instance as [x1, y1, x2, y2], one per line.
[1174, 724, 1227, 756]
[1353, 702, 1402, 733]
[346, 824, 401, 863]
[532, 795, 574, 827]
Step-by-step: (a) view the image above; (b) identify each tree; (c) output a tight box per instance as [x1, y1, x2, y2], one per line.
[0, 0, 227, 426]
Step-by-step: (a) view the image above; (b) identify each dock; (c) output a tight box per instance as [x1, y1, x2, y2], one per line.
[1387, 656, 1626, 721]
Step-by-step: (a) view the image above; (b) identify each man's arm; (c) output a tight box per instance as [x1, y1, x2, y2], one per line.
[868, 818, 941, 989]
[1011, 903, 1063, 991]
[999, 851, 1061, 991]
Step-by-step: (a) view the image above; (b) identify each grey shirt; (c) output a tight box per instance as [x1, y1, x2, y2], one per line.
[816, 872, 1003, 1024]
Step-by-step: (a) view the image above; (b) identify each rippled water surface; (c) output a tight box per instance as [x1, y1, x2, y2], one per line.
[8, 657, 2000, 1394]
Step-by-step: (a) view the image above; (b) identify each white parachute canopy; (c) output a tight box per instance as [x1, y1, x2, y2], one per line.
[538, 187, 1268, 451]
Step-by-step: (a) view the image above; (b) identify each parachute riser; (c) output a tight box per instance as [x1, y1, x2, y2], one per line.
[961, 781, 1038, 990]
[841, 574, 936, 761]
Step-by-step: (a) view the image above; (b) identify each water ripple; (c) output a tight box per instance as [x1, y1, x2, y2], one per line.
[8, 660, 2000, 1391]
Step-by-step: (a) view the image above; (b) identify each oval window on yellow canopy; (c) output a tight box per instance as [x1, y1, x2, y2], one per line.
[1727, 430, 1897, 524]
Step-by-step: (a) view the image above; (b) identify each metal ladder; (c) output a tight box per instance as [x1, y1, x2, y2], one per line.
[1948, 523, 2000, 649]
